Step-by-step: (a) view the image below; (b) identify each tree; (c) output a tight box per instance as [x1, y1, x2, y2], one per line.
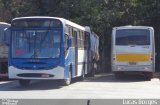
[1, 0, 160, 72]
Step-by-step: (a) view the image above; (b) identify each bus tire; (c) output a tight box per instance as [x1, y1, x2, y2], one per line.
[63, 67, 72, 86]
[95, 62, 100, 74]
[114, 72, 122, 79]
[88, 61, 95, 77]
[19, 80, 30, 87]
[146, 72, 153, 80]
[79, 63, 85, 80]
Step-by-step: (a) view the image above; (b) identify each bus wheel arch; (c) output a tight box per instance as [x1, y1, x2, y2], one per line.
[62, 64, 72, 86]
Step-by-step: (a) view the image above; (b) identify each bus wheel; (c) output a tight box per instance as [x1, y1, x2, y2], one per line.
[88, 62, 95, 77]
[95, 62, 100, 74]
[79, 69, 85, 81]
[63, 68, 72, 86]
[79, 62, 86, 80]
[19, 80, 30, 87]
[114, 72, 123, 79]
[91, 62, 95, 77]
[145, 72, 153, 80]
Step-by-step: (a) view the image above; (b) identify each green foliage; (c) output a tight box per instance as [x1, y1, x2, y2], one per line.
[1, 0, 160, 71]
[1, 0, 159, 34]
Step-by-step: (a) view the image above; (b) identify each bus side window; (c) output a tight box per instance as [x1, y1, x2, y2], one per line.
[65, 34, 69, 51]
[72, 28, 75, 47]
[81, 31, 84, 48]
[73, 30, 78, 48]
[84, 32, 90, 49]
[78, 30, 81, 48]
[0, 28, 2, 42]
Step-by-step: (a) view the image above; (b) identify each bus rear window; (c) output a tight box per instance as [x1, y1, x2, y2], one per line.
[116, 29, 150, 45]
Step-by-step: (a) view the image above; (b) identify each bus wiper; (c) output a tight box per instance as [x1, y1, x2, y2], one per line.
[40, 20, 52, 46]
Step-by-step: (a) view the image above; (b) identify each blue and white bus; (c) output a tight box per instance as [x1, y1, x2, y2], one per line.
[85, 27, 100, 74]
[0, 22, 10, 78]
[7, 16, 97, 86]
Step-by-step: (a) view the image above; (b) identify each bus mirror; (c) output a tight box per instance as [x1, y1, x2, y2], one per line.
[67, 38, 72, 47]
[4, 27, 11, 46]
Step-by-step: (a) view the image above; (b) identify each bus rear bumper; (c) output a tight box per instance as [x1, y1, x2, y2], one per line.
[8, 66, 65, 80]
[112, 65, 154, 72]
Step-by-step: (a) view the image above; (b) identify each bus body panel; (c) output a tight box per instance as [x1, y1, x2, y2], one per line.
[111, 26, 155, 74]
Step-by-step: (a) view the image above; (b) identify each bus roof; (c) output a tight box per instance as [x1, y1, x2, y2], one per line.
[0, 22, 10, 26]
[92, 32, 99, 39]
[85, 26, 100, 38]
[113, 25, 153, 30]
[12, 16, 85, 31]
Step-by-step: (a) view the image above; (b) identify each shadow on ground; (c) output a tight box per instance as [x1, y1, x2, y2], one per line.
[0, 73, 152, 91]
[84, 73, 151, 83]
[0, 80, 66, 91]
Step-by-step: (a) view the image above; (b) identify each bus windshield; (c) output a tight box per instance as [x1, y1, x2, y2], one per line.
[116, 29, 150, 45]
[11, 29, 61, 58]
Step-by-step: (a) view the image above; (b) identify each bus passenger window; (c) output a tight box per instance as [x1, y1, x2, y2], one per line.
[65, 34, 69, 51]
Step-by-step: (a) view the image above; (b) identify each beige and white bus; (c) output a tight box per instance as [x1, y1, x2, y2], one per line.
[111, 26, 155, 78]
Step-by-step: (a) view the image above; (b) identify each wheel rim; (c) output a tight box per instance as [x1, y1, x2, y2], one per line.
[65, 71, 71, 85]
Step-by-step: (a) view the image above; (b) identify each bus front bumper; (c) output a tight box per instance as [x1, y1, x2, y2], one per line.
[8, 66, 65, 80]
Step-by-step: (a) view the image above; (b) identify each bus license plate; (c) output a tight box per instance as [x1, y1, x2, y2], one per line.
[129, 62, 136, 65]
[41, 74, 49, 78]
